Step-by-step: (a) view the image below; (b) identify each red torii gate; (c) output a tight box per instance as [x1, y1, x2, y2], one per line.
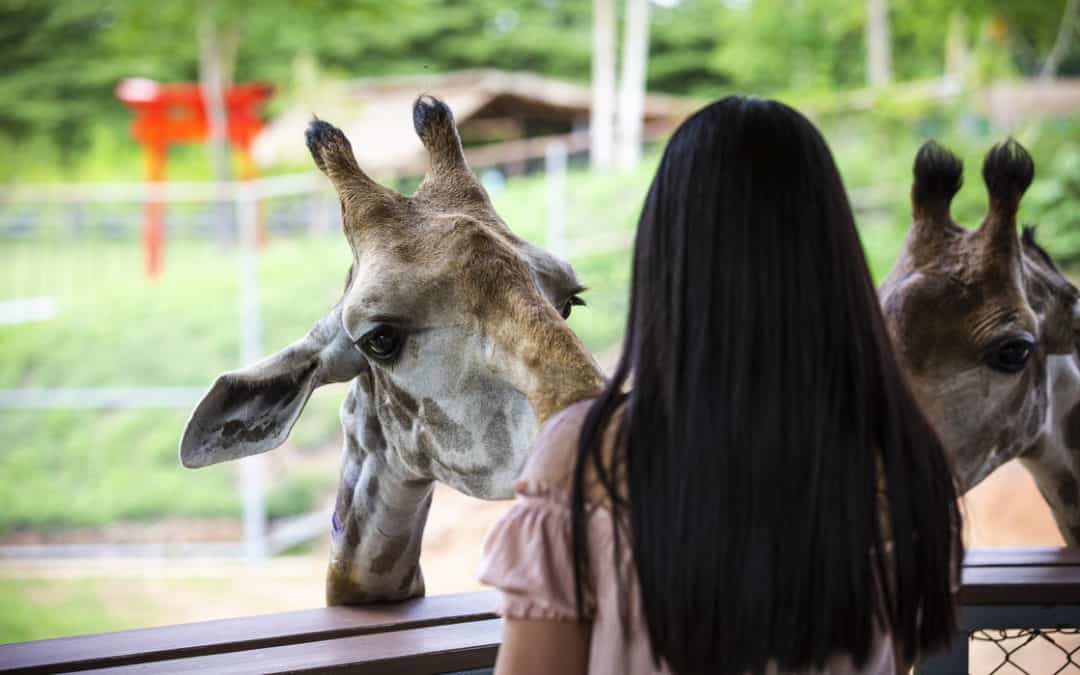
[115, 78, 273, 278]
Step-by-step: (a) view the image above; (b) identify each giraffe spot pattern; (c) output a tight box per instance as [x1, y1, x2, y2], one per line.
[1065, 401, 1080, 451]
[420, 397, 474, 454]
[1058, 472, 1079, 510]
[370, 533, 413, 575]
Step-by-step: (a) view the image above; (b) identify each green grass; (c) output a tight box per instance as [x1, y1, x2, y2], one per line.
[1, 107, 1078, 533]
[0, 576, 248, 644]
[0, 235, 354, 531]
[0, 578, 158, 643]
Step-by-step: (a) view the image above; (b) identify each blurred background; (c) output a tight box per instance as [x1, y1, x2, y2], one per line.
[1, 0, 1079, 647]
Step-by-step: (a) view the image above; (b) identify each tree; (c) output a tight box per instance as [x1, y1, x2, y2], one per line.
[0, 1, 401, 149]
[591, 0, 616, 170]
[616, 0, 650, 169]
[866, 0, 893, 85]
[648, 0, 727, 96]
[1041, 0, 1080, 80]
[712, 0, 866, 91]
[0, 2, 153, 145]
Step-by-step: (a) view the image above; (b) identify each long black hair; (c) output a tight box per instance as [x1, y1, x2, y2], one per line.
[570, 97, 961, 674]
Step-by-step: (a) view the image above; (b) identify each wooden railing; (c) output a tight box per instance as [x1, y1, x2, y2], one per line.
[0, 592, 499, 674]
[3, 548, 1079, 674]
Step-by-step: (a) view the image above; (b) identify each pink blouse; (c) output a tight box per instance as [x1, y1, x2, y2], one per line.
[477, 403, 898, 675]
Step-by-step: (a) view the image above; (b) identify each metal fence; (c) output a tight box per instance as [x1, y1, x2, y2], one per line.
[973, 627, 1080, 673]
[921, 605, 1080, 674]
[0, 172, 343, 560]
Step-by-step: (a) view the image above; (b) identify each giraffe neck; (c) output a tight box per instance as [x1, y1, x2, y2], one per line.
[325, 384, 434, 606]
[1019, 352, 1080, 546]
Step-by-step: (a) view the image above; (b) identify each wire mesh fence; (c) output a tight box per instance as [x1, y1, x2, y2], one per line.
[970, 628, 1080, 674]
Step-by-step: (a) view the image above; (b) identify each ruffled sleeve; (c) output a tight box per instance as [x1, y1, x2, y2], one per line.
[477, 479, 596, 621]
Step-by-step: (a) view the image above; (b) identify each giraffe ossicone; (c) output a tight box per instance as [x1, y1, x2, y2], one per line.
[881, 137, 1080, 545]
[180, 95, 604, 605]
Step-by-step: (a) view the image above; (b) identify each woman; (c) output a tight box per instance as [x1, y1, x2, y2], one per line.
[479, 97, 961, 674]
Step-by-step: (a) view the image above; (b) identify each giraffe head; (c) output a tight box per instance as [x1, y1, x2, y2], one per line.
[180, 95, 604, 500]
[880, 138, 1079, 491]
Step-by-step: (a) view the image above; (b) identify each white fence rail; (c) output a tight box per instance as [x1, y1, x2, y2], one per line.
[0, 172, 327, 204]
[0, 387, 205, 410]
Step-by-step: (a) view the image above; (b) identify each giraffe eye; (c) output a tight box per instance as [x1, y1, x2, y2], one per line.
[357, 325, 403, 361]
[984, 337, 1033, 374]
[561, 295, 586, 320]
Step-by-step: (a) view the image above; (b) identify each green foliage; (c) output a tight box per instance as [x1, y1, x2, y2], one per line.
[648, 0, 728, 96]
[711, 0, 866, 91]
[1027, 137, 1080, 262]
[3, 0, 1076, 178]
[0, 2, 129, 144]
[490, 155, 657, 349]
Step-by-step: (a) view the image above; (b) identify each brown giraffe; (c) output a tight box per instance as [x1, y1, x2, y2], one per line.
[180, 95, 604, 605]
[880, 138, 1080, 545]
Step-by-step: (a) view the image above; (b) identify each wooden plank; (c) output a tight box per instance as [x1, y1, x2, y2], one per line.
[963, 547, 1080, 567]
[961, 564, 1080, 605]
[0, 592, 496, 674]
[81, 619, 503, 675]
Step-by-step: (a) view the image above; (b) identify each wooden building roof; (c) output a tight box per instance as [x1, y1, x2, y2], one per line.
[253, 69, 696, 175]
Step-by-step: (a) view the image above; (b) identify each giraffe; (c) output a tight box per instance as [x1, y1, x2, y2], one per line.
[879, 137, 1080, 546]
[180, 95, 605, 605]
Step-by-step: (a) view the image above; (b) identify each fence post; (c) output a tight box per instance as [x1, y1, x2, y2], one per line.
[545, 141, 568, 259]
[237, 180, 267, 560]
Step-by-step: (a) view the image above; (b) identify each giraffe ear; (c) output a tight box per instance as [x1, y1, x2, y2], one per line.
[306, 118, 386, 201]
[977, 138, 1034, 251]
[911, 139, 963, 221]
[179, 305, 365, 468]
[413, 95, 470, 177]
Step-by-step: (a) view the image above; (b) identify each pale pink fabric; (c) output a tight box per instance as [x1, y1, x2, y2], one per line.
[478, 478, 898, 675]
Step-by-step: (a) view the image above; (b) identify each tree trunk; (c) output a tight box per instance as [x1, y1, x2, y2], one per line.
[616, 0, 649, 170]
[198, 5, 234, 245]
[1041, 0, 1079, 81]
[944, 11, 971, 85]
[591, 0, 616, 170]
[866, 0, 892, 87]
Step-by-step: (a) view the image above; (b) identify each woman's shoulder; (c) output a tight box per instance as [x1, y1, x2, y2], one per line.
[516, 398, 624, 503]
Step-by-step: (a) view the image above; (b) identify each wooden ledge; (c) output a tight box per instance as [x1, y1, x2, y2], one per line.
[80, 619, 504, 675]
[0, 591, 497, 674]
[960, 548, 1080, 605]
[963, 547, 1080, 567]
